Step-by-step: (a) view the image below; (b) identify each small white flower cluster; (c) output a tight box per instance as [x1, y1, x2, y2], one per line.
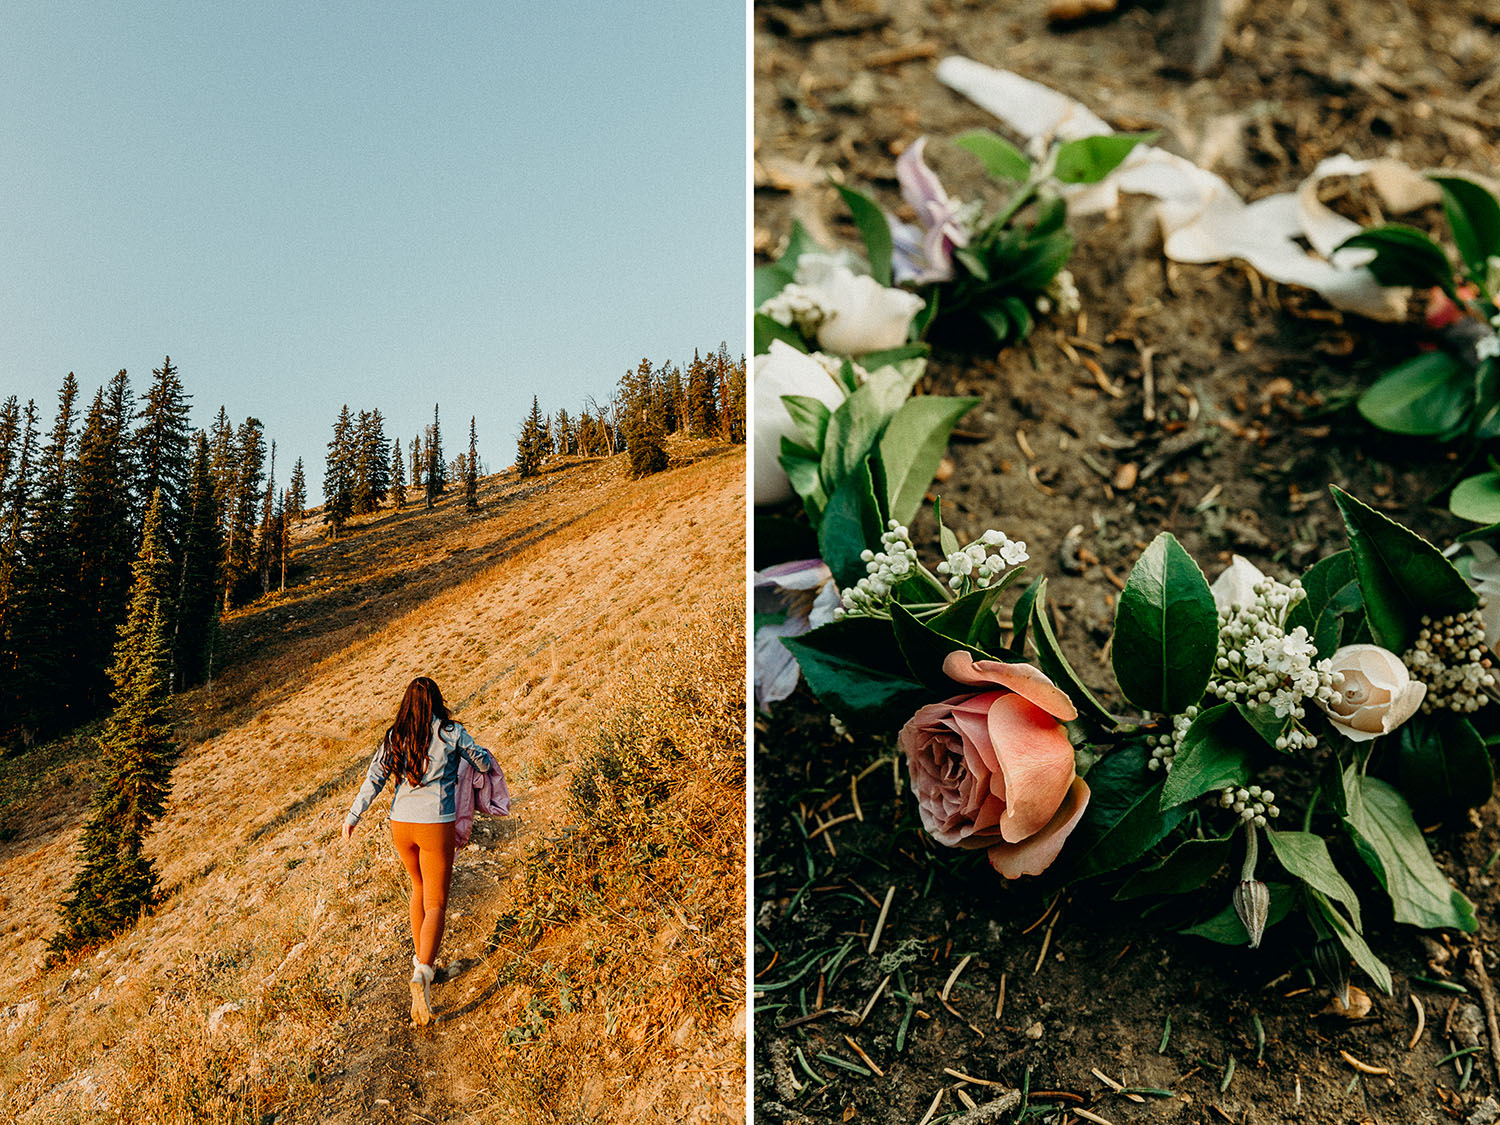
[1147, 576, 1342, 772]
[1404, 607, 1496, 713]
[935, 530, 1029, 594]
[1478, 334, 1500, 363]
[1217, 784, 1281, 826]
[1035, 268, 1081, 318]
[1208, 577, 1340, 752]
[758, 284, 828, 341]
[1146, 706, 1197, 772]
[835, 522, 920, 618]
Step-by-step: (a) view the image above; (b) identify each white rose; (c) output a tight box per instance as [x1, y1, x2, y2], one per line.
[753, 340, 847, 506]
[800, 260, 925, 356]
[1319, 644, 1426, 743]
[1210, 555, 1266, 614]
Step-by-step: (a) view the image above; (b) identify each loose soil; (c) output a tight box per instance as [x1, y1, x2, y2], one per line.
[755, 2, 1500, 1123]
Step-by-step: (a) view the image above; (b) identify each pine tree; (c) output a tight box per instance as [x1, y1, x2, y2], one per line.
[277, 487, 291, 592]
[516, 397, 546, 479]
[323, 407, 355, 538]
[409, 434, 423, 495]
[222, 418, 265, 608]
[69, 375, 136, 711]
[0, 400, 38, 623]
[390, 437, 406, 510]
[287, 458, 307, 521]
[465, 416, 479, 511]
[727, 350, 747, 444]
[49, 490, 178, 959]
[175, 433, 221, 690]
[622, 359, 668, 478]
[207, 406, 236, 529]
[352, 410, 376, 515]
[133, 357, 190, 547]
[367, 409, 390, 509]
[10, 373, 82, 736]
[256, 441, 276, 593]
[425, 404, 446, 507]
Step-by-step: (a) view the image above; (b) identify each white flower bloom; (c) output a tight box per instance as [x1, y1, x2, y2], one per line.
[793, 257, 925, 356]
[1478, 334, 1500, 363]
[1000, 541, 1029, 566]
[1320, 644, 1426, 742]
[753, 340, 847, 506]
[1211, 555, 1267, 614]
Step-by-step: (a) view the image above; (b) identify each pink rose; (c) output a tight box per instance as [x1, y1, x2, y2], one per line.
[900, 652, 1090, 879]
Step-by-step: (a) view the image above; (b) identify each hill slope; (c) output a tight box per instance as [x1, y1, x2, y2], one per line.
[0, 444, 746, 1124]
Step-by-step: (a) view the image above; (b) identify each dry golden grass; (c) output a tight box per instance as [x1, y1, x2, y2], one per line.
[0, 441, 745, 1125]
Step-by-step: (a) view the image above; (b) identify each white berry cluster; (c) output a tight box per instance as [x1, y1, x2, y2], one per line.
[1208, 577, 1340, 750]
[1403, 607, 1496, 714]
[1145, 706, 1197, 772]
[1146, 576, 1342, 772]
[935, 530, 1029, 595]
[1217, 784, 1281, 826]
[757, 283, 827, 341]
[835, 522, 921, 618]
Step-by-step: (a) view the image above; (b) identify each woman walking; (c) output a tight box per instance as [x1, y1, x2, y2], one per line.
[341, 676, 497, 1025]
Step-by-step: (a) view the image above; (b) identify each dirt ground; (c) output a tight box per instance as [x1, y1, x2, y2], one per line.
[754, 1, 1500, 1122]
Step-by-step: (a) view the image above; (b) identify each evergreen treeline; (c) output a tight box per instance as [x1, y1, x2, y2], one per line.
[515, 342, 746, 481]
[321, 402, 478, 529]
[0, 359, 293, 746]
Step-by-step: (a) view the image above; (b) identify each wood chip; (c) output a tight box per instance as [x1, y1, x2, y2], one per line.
[1112, 463, 1138, 491]
[865, 42, 938, 67]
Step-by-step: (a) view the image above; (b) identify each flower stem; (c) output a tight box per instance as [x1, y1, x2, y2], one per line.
[1240, 821, 1259, 882]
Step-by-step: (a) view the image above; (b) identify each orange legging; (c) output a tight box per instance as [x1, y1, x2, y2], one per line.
[390, 821, 456, 965]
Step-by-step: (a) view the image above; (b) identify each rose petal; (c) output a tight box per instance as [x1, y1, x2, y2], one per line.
[1210, 555, 1266, 614]
[941, 652, 1079, 722]
[984, 693, 1078, 842]
[988, 776, 1091, 879]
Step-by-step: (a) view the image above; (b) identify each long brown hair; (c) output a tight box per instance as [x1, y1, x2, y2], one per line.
[383, 677, 453, 786]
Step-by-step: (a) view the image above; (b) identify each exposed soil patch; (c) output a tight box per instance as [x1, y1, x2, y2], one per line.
[755, 2, 1500, 1121]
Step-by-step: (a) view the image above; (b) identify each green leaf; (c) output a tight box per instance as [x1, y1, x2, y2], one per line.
[878, 396, 980, 529]
[1180, 883, 1295, 944]
[1159, 704, 1255, 808]
[783, 618, 930, 729]
[1330, 485, 1477, 652]
[1285, 550, 1364, 660]
[1063, 742, 1192, 880]
[1341, 765, 1478, 932]
[1265, 829, 1363, 931]
[755, 220, 822, 306]
[1112, 532, 1220, 715]
[1305, 888, 1393, 995]
[1117, 832, 1236, 900]
[818, 460, 883, 589]
[934, 497, 960, 561]
[890, 602, 1007, 695]
[859, 344, 930, 373]
[1336, 225, 1456, 296]
[1236, 701, 1294, 752]
[1433, 175, 1500, 277]
[955, 128, 1032, 182]
[1356, 351, 1471, 437]
[1027, 576, 1116, 729]
[1450, 472, 1500, 525]
[926, 569, 1024, 656]
[754, 313, 809, 356]
[780, 394, 833, 451]
[780, 444, 826, 520]
[1010, 578, 1043, 653]
[820, 366, 916, 493]
[1053, 132, 1158, 185]
[835, 184, 894, 287]
[1396, 712, 1495, 820]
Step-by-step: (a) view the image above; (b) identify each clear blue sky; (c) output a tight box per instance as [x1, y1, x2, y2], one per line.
[0, 4, 745, 493]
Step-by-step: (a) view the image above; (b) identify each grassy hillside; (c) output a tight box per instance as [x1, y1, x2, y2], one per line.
[0, 441, 746, 1124]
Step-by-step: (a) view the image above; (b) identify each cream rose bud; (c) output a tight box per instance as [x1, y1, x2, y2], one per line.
[753, 340, 847, 506]
[1211, 555, 1267, 614]
[807, 264, 925, 356]
[1319, 643, 1426, 742]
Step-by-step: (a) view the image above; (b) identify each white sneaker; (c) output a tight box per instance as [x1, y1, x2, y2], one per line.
[410, 962, 435, 1026]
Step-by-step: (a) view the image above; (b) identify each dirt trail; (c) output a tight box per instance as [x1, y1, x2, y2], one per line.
[0, 447, 744, 1124]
